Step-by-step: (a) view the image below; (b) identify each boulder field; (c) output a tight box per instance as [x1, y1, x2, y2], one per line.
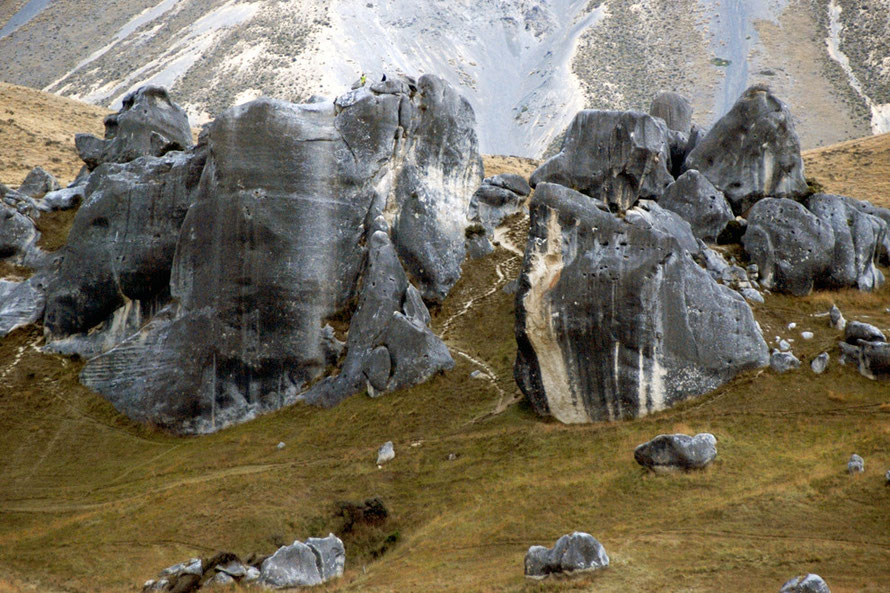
[0, 81, 888, 436]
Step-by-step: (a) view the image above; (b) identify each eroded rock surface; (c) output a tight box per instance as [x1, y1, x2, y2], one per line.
[743, 198, 834, 296]
[685, 85, 808, 215]
[658, 170, 733, 242]
[64, 77, 475, 433]
[514, 183, 768, 423]
[529, 110, 673, 213]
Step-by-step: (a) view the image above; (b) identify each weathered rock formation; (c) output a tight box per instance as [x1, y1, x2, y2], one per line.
[806, 194, 886, 291]
[743, 198, 835, 296]
[659, 170, 733, 242]
[514, 182, 768, 423]
[634, 433, 717, 471]
[524, 532, 609, 579]
[529, 110, 673, 213]
[685, 85, 808, 215]
[76, 86, 193, 170]
[649, 91, 693, 135]
[0, 78, 481, 433]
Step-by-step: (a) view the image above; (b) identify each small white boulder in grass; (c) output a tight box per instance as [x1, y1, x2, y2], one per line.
[377, 441, 395, 465]
[848, 454, 864, 474]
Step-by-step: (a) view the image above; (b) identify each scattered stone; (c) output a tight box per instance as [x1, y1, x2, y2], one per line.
[524, 532, 609, 579]
[885, 469, 890, 485]
[276, 442, 285, 450]
[780, 574, 831, 593]
[740, 287, 764, 304]
[811, 352, 829, 374]
[829, 305, 846, 331]
[470, 370, 486, 380]
[858, 341, 890, 379]
[515, 183, 767, 423]
[529, 110, 673, 213]
[377, 441, 395, 465]
[743, 198, 834, 296]
[848, 454, 864, 474]
[447, 452, 458, 461]
[801, 331, 814, 340]
[634, 433, 717, 471]
[787, 322, 797, 330]
[844, 321, 886, 345]
[685, 85, 808, 215]
[770, 350, 801, 373]
[779, 339, 791, 351]
[17, 166, 60, 199]
[658, 170, 733, 242]
[0, 276, 47, 337]
[259, 541, 323, 588]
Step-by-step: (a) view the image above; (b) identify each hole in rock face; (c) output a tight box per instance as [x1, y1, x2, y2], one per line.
[91, 216, 109, 228]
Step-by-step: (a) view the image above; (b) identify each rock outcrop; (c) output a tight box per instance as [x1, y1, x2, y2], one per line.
[524, 532, 609, 579]
[26, 78, 478, 433]
[743, 198, 834, 296]
[75, 86, 193, 170]
[634, 433, 717, 471]
[514, 183, 768, 423]
[649, 91, 693, 135]
[685, 85, 808, 215]
[260, 535, 345, 589]
[529, 110, 673, 213]
[17, 166, 60, 199]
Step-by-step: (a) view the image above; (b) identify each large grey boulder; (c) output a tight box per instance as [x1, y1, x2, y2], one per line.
[514, 183, 768, 424]
[649, 91, 693, 134]
[38, 186, 86, 212]
[524, 532, 609, 579]
[806, 194, 885, 291]
[76, 76, 470, 433]
[529, 110, 673, 213]
[634, 433, 717, 471]
[75, 86, 193, 170]
[0, 202, 39, 266]
[44, 147, 206, 342]
[780, 574, 831, 593]
[17, 166, 60, 199]
[485, 173, 531, 196]
[259, 541, 323, 588]
[858, 341, 890, 379]
[841, 197, 890, 264]
[770, 350, 801, 373]
[743, 198, 835, 296]
[659, 170, 733, 242]
[685, 86, 807, 215]
[844, 321, 886, 345]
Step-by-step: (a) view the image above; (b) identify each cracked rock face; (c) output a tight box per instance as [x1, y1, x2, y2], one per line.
[52, 78, 476, 433]
[514, 183, 768, 424]
[685, 85, 808, 215]
[529, 110, 673, 213]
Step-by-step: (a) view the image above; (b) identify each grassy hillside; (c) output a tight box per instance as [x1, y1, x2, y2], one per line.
[0, 98, 889, 593]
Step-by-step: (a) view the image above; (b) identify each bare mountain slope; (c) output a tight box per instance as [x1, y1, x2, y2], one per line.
[0, 0, 888, 156]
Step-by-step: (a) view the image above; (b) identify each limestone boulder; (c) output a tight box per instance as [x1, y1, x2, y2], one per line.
[685, 86, 807, 215]
[259, 541, 323, 588]
[75, 86, 193, 170]
[525, 532, 609, 579]
[780, 574, 831, 593]
[514, 183, 768, 424]
[743, 198, 835, 296]
[17, 166, 60, 199]
[659, 170, 733, 242]
[806, 194, 885, 291]
[649, 91, 693, 134]
[529, 110, 673, 213]
[634, 433, 717, 470]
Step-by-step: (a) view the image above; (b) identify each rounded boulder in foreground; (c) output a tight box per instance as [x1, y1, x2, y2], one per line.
[634, 433, 717, 471]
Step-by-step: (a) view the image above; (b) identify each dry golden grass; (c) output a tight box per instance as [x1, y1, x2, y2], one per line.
[803, 131, 890, 207]
[0, 92, 889, 593]
[0, 83, 107, 187]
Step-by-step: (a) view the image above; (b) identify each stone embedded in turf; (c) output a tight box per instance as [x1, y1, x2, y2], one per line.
[633, 433, 718, 471]
[524, 532, 609, 579]
[780, 573, 831, 593]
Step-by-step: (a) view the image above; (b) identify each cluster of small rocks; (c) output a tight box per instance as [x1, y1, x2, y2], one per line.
[143, 534, 344, 592]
